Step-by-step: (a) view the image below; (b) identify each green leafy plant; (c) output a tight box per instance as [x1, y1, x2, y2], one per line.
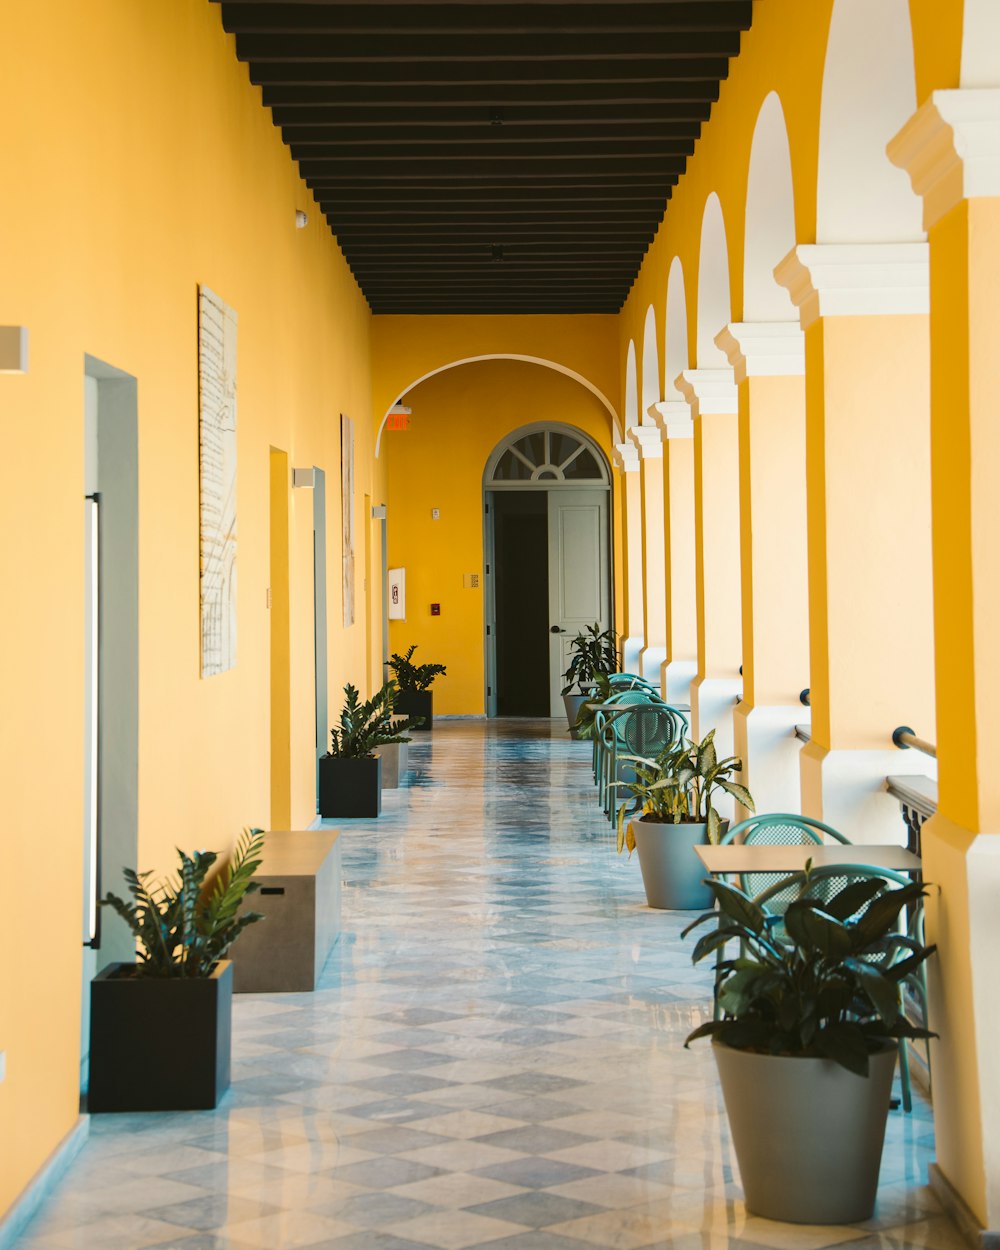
[388, 645, 447, 693]
[560, 623, 619, 695]
[682, 870, 937, 1075]
[327, 681, 424, 758]
[615, 728, 753, 854]
[569, 672, 615, 740]
[100, 828, 266, 978]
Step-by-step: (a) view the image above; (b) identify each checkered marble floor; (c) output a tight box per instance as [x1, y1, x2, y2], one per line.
[17, 719, 956, 1250]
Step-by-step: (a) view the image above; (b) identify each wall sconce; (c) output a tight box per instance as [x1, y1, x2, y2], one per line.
[292, 466, 317, 489]
[295, 210, 309, 230]
[0, 326, 29, 373]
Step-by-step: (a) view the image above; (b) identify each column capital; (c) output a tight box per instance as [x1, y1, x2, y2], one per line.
[628, 424, 663, 460]
[674, 368, 738, 417]
[649, 399, 694, 440]
[613, 441, 641, 473]
[888, 88, 1000, 230]
[715, 322, 804, 384]
[774, 243, 929, 330]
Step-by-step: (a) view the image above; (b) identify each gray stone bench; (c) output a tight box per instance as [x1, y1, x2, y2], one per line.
[232, 829, 341, 993]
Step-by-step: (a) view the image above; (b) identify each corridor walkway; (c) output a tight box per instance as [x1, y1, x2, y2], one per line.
[20, 722, 952, 1250]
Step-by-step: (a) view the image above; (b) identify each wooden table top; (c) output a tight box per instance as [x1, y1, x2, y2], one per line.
[695, 842, 922, 875]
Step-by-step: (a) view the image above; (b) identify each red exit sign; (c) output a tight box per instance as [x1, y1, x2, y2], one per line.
[386, 413, 410, 431]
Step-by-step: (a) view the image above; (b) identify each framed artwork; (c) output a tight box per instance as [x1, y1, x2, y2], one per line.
[341, 413, 355, 626]
[198, 286, 238, 677]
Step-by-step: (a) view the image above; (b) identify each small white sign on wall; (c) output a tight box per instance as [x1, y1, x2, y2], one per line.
[388, 567, 406, 620]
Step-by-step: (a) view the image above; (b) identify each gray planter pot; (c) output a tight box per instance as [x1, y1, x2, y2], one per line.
[376, 740, 409, 788]
[630, 818, 720, 910]
[713, 1040, 897, 1223]
[562, 692, 591, 739]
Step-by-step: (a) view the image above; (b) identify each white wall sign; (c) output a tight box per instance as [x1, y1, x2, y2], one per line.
[388, 567, 406, 620]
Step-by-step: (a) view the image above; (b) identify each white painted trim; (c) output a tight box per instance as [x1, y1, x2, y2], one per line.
[0, 1117, 89, 1250]
[628, 425, 663, 460]
[375, 353, 622, 456]
[674, 367, 738, 417]
[775, 242, 930, 329]
[613, 441, 641, 473]
[649, 399, 695, 439]
[715, 321, 805, 383]
[888, 89, 1000, 230]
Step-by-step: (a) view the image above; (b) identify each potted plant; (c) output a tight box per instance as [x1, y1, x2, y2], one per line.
[320, 682, 422, 816]
[615, 729, 753, 910]
[561, 623, 618, 738]
[387, 645, 447, 730]
[377, 680, 421, 788]
[683, 871, 936, 1223]
[90, 828, 265, 1112]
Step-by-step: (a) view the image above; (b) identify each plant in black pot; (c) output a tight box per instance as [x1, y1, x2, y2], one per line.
[683, 870, 936, 1223]
[560, 623, 618, 738]
[320, 682, 423, 816]
[387, 645, 447, 730]
[90, 828, 265, 1111]
[615, 729, 753, 910]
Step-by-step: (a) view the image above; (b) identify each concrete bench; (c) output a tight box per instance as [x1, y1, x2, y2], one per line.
[232, 829, 341, 993]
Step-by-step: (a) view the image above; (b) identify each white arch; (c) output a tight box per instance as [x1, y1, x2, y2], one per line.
[375, 353, 622, 456]
[641, 306, 660, 422]
[744, 92, 797, 320]
[624, 339, 639, 430]
[962, 0, 1000, 86]
[696, 193, 731, 367]
[664, 256, 689, 396]
[817, 0, 922, 243]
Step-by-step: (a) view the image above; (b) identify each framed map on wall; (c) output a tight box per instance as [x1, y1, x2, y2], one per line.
[198, 286, 238, 677]
[341, 413, 355, 627]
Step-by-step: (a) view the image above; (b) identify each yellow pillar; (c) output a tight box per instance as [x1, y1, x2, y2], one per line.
[629, 424, 667, 682]
[776, 244, 936, 844]
[675, 369, 741, 781]
[717, 323, 809, 816]
[614, 442, 645, 673]
[651, 401, 698, 705]
[890, 89, 1000, 1237]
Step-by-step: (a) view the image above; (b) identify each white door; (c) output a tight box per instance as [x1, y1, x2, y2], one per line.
[547, 489, 610, 715]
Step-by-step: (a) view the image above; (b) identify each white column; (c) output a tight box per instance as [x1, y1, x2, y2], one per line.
[650, 400, 697, 704]
[629, 423, 667, 683]
[716, 322, 809, 817]
[675, 367, 741, 798]
[613, 440, 644, 674]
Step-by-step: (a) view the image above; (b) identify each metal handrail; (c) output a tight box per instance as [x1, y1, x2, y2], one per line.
[892, 726, 937, 760]
[800, 688, 810, 707]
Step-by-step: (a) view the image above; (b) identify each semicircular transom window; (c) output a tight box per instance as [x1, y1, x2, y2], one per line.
[490, 428, 608, 485]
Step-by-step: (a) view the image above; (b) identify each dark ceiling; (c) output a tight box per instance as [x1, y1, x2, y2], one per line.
[214, 1, 753, 314]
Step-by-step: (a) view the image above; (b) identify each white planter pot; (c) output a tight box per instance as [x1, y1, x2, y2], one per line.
[713, 1040, 897, 1223]
[630, 818, 719, 910]
[375, 740, 409, 788]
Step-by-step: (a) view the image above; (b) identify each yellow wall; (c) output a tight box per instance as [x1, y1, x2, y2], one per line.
[385, 359, 616, 714]
[0, 0, 379, 1217]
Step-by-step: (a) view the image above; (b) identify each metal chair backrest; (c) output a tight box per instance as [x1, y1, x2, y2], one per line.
[619, 703, 687, 758]
[721, 813, 851, 911]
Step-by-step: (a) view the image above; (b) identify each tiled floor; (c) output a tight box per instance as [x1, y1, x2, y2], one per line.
[18, 719, 956, 1250]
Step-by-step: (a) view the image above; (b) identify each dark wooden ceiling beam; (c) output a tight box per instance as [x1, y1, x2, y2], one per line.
[314, 186, 669, 203]
[293, 140, 693, 162]
[261, 81, 720, 106]
[249, 58, 730, 85]
[270, 102, 713, 126]
[236, 31, 740, 61]
[221, 3, 751, 35]
[282, 122, 700, 145]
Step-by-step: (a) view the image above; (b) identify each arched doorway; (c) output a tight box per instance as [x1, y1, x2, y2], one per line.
[483, 423, 612, 717]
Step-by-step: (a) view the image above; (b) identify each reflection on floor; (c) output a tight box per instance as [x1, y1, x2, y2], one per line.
[18, 719, 954, 1250]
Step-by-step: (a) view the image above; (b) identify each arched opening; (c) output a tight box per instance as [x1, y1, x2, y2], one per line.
[376, 353, 621, 456]
[817, 0, 922, 242]
[664, 257, 689, 395]
[697, 193, 732, 365]
[641, 306, 660, 420]
[624, 339, 639, 430]
[744, 92, 797, 320]
[483, 423, 611, 718]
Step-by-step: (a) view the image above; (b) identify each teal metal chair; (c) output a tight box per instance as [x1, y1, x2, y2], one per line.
[604, 702, 688, 828]
[593, 688, 661, 798]
[720, 812, 851, 909]
[607, 673, 660, 694]
[751, 863, 929, 1112]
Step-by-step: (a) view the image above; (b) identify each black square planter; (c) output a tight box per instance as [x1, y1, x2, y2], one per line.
[394, 690, 433, 730]
[319, 754, 382, 817]
[88, 960, 232, 1112]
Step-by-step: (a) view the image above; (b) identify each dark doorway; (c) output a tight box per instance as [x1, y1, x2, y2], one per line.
[492, 491, 550, 715]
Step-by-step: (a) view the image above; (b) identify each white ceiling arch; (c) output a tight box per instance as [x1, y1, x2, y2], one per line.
[664, 256, 689, 396]
[697, 192, 732, 366]
[375, 353, 622, 456]
[624, 339, 639, 431]
[744, 91, 797, 320]
[641, 306, 660, 421]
